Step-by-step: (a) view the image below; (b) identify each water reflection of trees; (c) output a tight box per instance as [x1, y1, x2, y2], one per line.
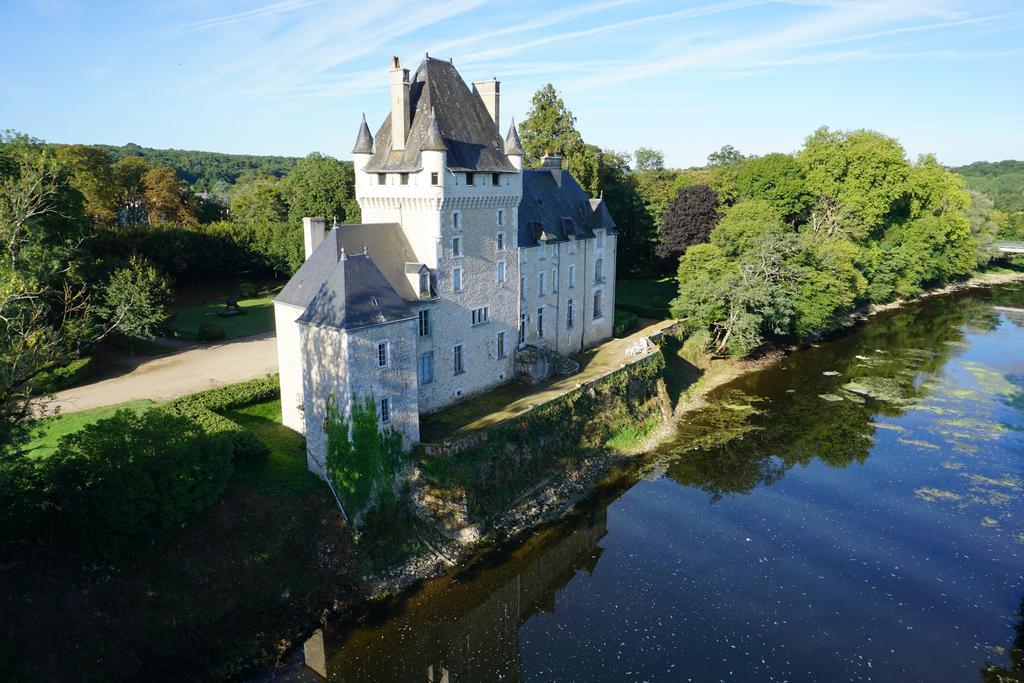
[981, 596, 1024, 682]
[661, 291, 1007, 501]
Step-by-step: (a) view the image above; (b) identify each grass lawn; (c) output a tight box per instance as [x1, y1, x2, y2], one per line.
[615, 278, 677, 319]
[171, 294, 276, 340]
[225, 399, 323, 497]
[22, 399, 155, 459]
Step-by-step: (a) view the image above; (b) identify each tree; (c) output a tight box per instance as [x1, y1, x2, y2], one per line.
[111, 156, 149, 225]
[707, 144, 746, 167]
[518, 84, 600, 195]
[710, 199, 787, 257]
[598, 149, 656, 276]
[657, 184, 720, 261]
[734, 153, 811, 222]
[142, 165, 197, 226]
[230, 174, 288, 224]
[281, 153, 358, 226]
[1, 135, 95, 451]
[55, 144, 119, 225]
[634, 147, 664, 172]
[964, 190, 1005, 267]
[798, 127, 910, 240]
[100, 254, 175, 342]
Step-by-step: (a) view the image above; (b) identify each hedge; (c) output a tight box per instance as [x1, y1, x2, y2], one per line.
[166, 375, 279, 413]
[30, 356, 94, 395]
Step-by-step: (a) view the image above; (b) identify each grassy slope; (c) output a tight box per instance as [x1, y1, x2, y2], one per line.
[22, 400, 155, 458]
[172, 294, 276, 339]
[2, 399, 359, 680]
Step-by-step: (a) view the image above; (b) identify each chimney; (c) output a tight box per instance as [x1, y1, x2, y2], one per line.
[472, 78, 500, 132]
[541, 155, 563, 187]
[303, 217, 327, 259]
[389, 56, 410, 152]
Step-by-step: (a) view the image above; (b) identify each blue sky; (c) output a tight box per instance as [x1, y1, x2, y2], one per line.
[2, 0, 1022, 168]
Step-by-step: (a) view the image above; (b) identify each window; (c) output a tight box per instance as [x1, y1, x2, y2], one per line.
[377, 341, 389, 368]
[519, 313, 527, 344]
[419, 352, 434, 385]
[538, 272, 546, 297]
[497, 260, 506, 284]
[380, 397, 391, 424]
[377, 173, 386, 185]
[453, 267, 463, 292]
[539, 245, 546, 261]
[418, 309, 430, 336]
[452, 212, 461, 230]
[551, 268, 558, 293]
[537, 307, 545, 337]
[453, 344, 464, 375]
[597, 229, 605, 248]
[520, 274, 527, 299]
[466, 172, 475, 186]
[594, 258, 604, 283]
[419, 271, 430, 297]
[497, 331, 507, 359]
[497, 209, 505, 227]
[496, 231, 505, 251]
[400, 173, 409, 185]
[593, 290, 603, 319]
[431, 171, 439, 185]
[472, 307, 489, 326]
[492, 172, 501, 186]
[452, 236, 462, 257]
[567, 298, 575, 328]
[568, 264, 576, 289]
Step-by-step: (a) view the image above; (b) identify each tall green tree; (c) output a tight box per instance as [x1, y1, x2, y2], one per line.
[734, 153, 811, 223]
[100, 254, 175, 342]
[518, 84, 600, 195]
[230, 174, 288, 224]
[282, 153, 358, 226]
[634, 147, 665, 172]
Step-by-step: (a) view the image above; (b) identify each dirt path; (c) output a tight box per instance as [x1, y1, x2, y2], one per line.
[47, 333, 278, 414]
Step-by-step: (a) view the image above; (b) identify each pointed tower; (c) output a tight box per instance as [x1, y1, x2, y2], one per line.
[352, 113, 373, 188]
[421, 106, 447, 186]
[504, 117, 524, 171]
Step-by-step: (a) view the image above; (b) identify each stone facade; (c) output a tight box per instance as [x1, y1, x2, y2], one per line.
[275, 56, 617, 478]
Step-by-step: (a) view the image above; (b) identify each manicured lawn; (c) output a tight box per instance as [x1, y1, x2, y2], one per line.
[22, 400, 155, 459]
[615, 278, 677, 319]
[171, 294, 276, 340]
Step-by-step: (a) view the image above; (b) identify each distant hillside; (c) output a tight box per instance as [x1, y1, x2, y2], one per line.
[98, 143, 302, 192]
[952, 160, 1024, 214]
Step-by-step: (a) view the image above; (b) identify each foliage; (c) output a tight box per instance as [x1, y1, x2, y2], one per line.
[230, 174, 288, 224]
[634, 147, 665, 172]
[11, 408, 234, 560]
[615, 278, 676, 319]
[165, 375, 280, 413]
[281, 153, 359, 225]
[0, 133, 96, 452]
[657, 184, 720, 261]
[142, 165, 197, 226]
[954, 159, 1024, 213]
[198, 322, 226, 341]
[965, 191, 1006, 267]
[613, 309, 639, 337]
[734, 153, 811, 222]
[30, 356, 93, 395]
[519, 83, 600, 195]
[324, 394, 405, 525]
[100, 254, 175, 341]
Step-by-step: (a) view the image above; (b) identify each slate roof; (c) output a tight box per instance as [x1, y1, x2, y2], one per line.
[504, 118, 524, 156]
[364, 57, 516, 173]
[352, 114, 373, 154]
[275, 223, 420, 331]
[517, 170, 618, 248]
[296, 254, 414, 331]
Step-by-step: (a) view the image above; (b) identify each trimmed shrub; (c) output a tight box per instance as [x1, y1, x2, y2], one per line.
[30, 356, 94, 394]
[167, 375, 279, 413]
[614, 309, 639, 337]
[238, 282, 259, 298]
[197, 323, 226, 341]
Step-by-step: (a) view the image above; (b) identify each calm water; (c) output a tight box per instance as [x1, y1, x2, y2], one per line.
[286, 285, 1024, 682]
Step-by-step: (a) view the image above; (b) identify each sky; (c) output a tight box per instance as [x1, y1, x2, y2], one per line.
[2, 0, 1022, 168]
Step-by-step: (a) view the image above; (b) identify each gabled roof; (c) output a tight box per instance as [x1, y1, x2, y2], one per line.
[365, 57, 516, 173]
[296, 254, 414, 331]
[517, 170, 617, 248]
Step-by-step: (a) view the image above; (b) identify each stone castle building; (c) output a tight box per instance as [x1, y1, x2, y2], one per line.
[274, 56, 617, 476]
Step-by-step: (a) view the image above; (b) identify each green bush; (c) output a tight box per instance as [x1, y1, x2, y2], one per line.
[616, 301, 672, 320]
[238, 282, 259, 298]
[27, 409, 234, 560]
[197, 323, 226, 341]
[167, 375, 279, 413]
[30, 356, 93, 394]
[614, 309, 639, 337]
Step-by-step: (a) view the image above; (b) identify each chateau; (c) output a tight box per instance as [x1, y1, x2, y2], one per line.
[274, 56, 617, 476]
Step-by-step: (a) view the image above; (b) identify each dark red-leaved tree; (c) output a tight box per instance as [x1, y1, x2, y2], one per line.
[657, 184, 721, 262]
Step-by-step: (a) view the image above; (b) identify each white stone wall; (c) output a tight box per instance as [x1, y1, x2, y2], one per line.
[274, 301, 306, 433]
[300, 323, 349, 478]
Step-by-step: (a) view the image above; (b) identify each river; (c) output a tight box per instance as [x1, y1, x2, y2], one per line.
[280, 284, 1024, 682]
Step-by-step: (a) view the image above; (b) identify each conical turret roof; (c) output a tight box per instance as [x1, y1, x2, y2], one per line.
[352, 113, 374, 154]
[421, 107, 447, 152]
[504, 118, 524, 156]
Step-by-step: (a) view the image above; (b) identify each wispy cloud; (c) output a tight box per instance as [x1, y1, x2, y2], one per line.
[174, 0, 325, 32]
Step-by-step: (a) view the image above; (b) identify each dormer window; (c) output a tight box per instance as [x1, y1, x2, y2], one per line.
[492, 173, 501, 186]
[466, 172, 475, 186]
[419, 271, 430, 297]
[400, 173, 409, 185]
[377, 173, 386, 185]
[431, 172, 439, 185]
